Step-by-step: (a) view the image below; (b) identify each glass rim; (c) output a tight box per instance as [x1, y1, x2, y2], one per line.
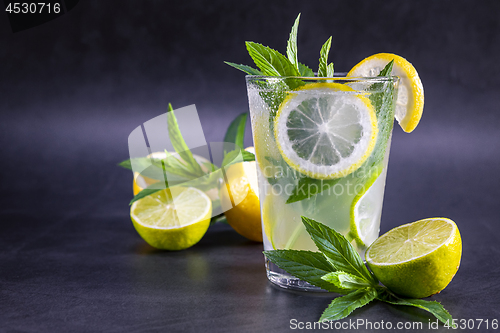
[245, 73, 399, 83]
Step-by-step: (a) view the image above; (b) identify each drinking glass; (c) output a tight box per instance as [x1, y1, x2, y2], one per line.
[246, 75, 399, 291]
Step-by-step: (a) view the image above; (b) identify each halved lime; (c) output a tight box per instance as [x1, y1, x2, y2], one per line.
[274, 83, 378, 179]
[366, 218, 462, 298]
[130, 186, 212, 250]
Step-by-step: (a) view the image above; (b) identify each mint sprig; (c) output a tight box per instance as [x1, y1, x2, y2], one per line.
[318, 36, 333, 77]
[264, 216, 456, 326]
[119, 106, 255, 212]
[286, 13, 300, 73]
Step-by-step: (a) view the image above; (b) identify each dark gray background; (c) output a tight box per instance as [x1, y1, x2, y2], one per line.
[1, 1, 499, 332]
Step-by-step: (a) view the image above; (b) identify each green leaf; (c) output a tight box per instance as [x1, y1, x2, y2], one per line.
[318, 37, 332, 77]
[286, 13, 301, 72]
[301, 217, 377, 284]
[298, 62, 314, 77]
[223, 113, 248, 150]
[224, 62, 263, 75]
[221, 149, 255, 168]
[129, 188, 163, 205]
[162, 150, 200, 179]
[118, 157, 164, 180]
[118, 159, 133, 170]
[245, 41, 300, 77]
[319, 288, 378, 322]
[322, 271, 373, 291]
[326, 63, 334, 77]
[377, 288, 455, 327]
[210, 214, 227, 226]
[166, 104, 205, 177]
[263, 250, 346, 293]
[286, 177, 340, 203]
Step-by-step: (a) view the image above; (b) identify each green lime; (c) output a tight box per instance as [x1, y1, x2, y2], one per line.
[365, 218, 462, 298]
[130, 186, 212, 250]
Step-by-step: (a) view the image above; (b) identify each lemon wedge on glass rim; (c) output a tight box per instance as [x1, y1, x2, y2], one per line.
[347, 53, 424, 133]
[274, 82, 378, 179]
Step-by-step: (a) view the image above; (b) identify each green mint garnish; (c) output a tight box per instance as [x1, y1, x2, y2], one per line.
[119, 105, 254, 212]
[286, 13, 300, 72]
[166, 103, 205, 177]
[223, 62, 263, 75]
[318, 36, 333, 77]
[223, 112, 248, 150]
[320, 287, 378, 322]
[264, 216, 456, 326]
[246, 41, 300, 77]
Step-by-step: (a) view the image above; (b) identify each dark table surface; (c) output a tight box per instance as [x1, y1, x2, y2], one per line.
[1, 1, 500, 332]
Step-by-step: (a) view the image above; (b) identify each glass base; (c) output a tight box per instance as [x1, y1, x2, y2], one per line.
[265, 257, 329, 292]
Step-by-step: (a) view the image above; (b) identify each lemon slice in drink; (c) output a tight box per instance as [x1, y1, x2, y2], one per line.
[347, 53, 424, 133]
[274, 83, 378, 179]
[366, 218, 462, 298]
[349, 167, 387, 250]
[130, 186, 212, 250]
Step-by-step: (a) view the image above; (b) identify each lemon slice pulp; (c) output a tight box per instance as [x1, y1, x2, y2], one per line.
[347, 53, 424, 133]
[274, 83, 378, 179]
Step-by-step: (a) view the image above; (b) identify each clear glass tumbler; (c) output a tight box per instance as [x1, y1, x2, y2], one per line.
[246, 75, 399, 291]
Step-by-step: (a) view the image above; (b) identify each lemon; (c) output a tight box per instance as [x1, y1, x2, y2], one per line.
[274, 83, 378, 180]
[220, 147, 263, 242]
[349, 166, 387, 250]
[347, 53, 424, 133]
[130, 186, 212, 250]
[366, 218, 462, 298]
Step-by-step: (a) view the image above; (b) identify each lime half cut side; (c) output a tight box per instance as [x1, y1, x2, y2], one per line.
[274, 83, 378, 180]
[130, 186, 212, 250]
[365, 218, 462, 298]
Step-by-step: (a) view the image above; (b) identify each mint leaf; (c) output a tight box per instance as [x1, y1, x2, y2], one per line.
[245, 42, 300, 77]
[319, 288, 377, 322]
[162, 149, 200, 179]
[377, 288, 455, 327]
[221, 149, 255, 168]
[286, 177, 340, 203]
[263, 250, 347, 294]
[118, 157, 165, 180]
[318, 36, 332, 77]
[322, 271, 373, 291]
[286, 13, 300, 72]
[224, 112, 248, 150]
[129, 188, 162, 205]
[298, 62, 314, 77]
[326, 63, 334, 77]
[364, 60, 395, 169]
[301, 217, 377, 284]
[166, 104, 205, 177]
[210, 214, 228, 226]
[118, 159, 133, 170]
[224, 62, 263, 75]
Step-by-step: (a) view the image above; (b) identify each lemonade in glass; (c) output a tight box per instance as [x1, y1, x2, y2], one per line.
[246, 75, 399, 290]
